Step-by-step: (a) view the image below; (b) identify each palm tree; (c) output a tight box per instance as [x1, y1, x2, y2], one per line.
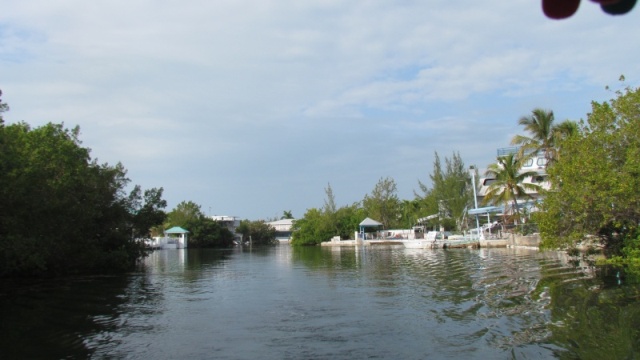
[482, 153, 542, 223]
[511, 108, 577, 164]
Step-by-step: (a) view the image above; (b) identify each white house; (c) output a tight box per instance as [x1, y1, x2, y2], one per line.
[476, 146, 552, 217]
[267, 219, 295, 243]
[211, 215, 242, 242]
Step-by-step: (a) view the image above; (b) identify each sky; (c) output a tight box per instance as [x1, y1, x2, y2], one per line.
[1, 1, 639, 220]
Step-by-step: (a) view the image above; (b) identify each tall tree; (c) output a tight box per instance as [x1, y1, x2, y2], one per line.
[416, 152, 472, 231]
[363, 177, 400, 229]
[323, 182, 339, 235]
[323, 183, 337, 215]
[0, 121, 160, 277]
[0, 89, 8, 123]
[335, 203, 365, 239]
[281, 210, 294, 219]
[189, 217, 235, 248]
[235, 220, 276, 245]
[290, 208, 334, 246]
[128, 186, 167, 239]
[511, 108, 577, 164]
[398, 199, 422, 229]
[165, 201, 203, 229]
[538, 83, 640, 257]
[482, 153, 541, 223]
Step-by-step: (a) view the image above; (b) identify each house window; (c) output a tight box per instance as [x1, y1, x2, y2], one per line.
[536, 157, 548, 166]
[523, 158, 534, 167]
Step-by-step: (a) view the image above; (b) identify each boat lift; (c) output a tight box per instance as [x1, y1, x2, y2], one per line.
[467, 206, 503, 239]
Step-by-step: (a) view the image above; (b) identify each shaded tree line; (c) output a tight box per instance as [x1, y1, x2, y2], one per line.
[0, 92, 166, 277]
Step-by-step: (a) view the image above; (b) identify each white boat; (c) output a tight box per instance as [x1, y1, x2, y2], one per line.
[401, 231, 480, 249]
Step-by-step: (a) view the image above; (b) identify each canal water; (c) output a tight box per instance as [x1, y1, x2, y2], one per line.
[1, 245, 639, 359]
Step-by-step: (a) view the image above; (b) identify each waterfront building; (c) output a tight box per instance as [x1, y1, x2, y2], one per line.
[267, 219, 295, 243]
[211, 215, 242, 242]
[477, 146, 552, 217]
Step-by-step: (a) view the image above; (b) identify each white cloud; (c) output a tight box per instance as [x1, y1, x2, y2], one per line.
[1, 0, 639, 218]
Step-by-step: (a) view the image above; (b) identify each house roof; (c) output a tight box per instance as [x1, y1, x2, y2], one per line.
[267, 219, 295, 226]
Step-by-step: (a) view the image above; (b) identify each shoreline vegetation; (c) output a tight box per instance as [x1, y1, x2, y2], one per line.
[291, 80, 640, 271]
[2, 80, 640, 278]
[0, 91, 167, 278]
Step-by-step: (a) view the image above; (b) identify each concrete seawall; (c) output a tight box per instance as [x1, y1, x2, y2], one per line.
[320, 233, 542, 249]
[510, 233, 541, 248]
[479, 234, 541, 248]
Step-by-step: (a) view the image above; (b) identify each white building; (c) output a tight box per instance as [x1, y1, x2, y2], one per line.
[267, 219, 295, 243]
[477, 146, 552, 215]
[211, 215, 242, 242]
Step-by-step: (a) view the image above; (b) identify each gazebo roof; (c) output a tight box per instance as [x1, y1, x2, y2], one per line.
[165, 226, 189, 234]
[359, 217, 382, 227]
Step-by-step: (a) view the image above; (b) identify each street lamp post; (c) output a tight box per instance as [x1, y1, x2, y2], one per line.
[469, 166, 483, 240]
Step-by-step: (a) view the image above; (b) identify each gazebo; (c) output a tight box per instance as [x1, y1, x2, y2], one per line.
[164, 226, 190, 249]
[359, 217, 383, 240]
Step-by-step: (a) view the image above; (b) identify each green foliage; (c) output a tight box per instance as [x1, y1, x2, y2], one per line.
[397, 199, 423, 229]
[417, 152, 472, 231]
[621, 232, 640, 261]
[538, 84, 640, 257]
[482, 153, 541, 223]
[511, 108, 577, 164]
[165, 200, 203, 229]
[363, 177, 400, 229]
[541, 265, 640, 359]
[0, 90, 8, 123]
[290, 208, 334, 246]
[166, 201, 237, 248]
[334, 203, 366, 239]
[128, 186, 167, 239]
[236, 220, 277, 245]
[291, 183, 366, 246]
[323, 183, 339, 235]
[189, 218, 235, 248]
[292, 154, 478, 242]
[0, 120, 163, 277]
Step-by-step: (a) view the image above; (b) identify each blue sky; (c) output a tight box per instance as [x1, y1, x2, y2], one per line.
[1, 1, 639, 220]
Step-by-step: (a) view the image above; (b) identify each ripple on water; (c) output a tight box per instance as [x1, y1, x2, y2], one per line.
[1, 247, 630, 359]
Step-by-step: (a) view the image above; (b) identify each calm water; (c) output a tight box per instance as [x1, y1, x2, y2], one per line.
[1, 245, 639, 359]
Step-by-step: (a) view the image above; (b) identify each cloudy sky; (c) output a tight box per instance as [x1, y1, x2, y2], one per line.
[1, 1, 639, 220]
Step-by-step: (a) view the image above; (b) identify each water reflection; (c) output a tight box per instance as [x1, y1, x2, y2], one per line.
[0, 246, 639, 359]
[0, 275, 138, 359]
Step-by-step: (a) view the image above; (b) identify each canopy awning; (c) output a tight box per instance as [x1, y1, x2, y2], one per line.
[468, 206, 503, 215]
